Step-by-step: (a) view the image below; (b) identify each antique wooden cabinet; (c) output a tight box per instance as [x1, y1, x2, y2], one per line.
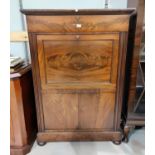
[21, 9, 136, 145]
[10, 65, 37, 155]
[123, 0, 145, 142]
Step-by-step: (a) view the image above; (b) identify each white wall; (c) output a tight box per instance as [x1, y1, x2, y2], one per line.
[108, 0, 127, 9]
[22, 0, 127, 9]
[10, 0, 127, 60]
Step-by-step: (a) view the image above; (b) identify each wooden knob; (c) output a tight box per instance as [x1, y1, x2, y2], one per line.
[76, 35, 80, 40]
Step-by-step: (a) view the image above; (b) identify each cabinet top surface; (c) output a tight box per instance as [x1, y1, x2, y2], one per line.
[21, 9, 136, 16]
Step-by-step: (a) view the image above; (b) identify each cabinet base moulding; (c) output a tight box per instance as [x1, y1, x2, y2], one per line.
[37, 131, 122, 142]
[10, 143, 33, 155]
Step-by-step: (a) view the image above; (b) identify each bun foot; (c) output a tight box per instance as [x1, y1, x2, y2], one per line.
[113, 140, 121, 145]
[123, 136, 129, 143]
[123, 125, 132, 143]
[37, 141, 47, 146]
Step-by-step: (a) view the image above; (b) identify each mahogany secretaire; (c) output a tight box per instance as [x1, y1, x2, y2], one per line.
[21, 9, 136, 145]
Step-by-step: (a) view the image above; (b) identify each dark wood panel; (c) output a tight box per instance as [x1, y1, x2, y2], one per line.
[127, 0, 145, 112]
[37, 131, 121, 142]
[26, 15, 130, 33]
[10, 80, 27, 147]
[123, 0, 145, 143]
[79, 92, 115, 129]
[42, 91, 115, 131]
[37, 34, 119, 88]
[45, 41, 112, 82]
[20, 71, 37, 143]
[42, 93, 78, 130]
[21, 9, 135, 15]
[23, 9, 136, 143]
[28, 34, 45, 132]
[10, 66, 37, 154]
[10, 113, 15, 145]
[115, 32, 128, 130]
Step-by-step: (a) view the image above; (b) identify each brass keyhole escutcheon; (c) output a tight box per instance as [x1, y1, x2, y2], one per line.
[76, 23, 82, 28]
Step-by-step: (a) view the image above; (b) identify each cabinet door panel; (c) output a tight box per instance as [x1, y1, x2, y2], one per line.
[42, 93, 78, 130]
[42, 91, 115, 131]
[79, 92, 115, 130]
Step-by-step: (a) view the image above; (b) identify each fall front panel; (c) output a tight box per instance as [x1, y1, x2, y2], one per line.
[37, 34, 119, 89]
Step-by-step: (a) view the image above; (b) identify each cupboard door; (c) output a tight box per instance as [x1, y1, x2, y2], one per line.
[42, 92, 78, 130]
[36, 34, 119, 130]
[78, 92, 115, 130]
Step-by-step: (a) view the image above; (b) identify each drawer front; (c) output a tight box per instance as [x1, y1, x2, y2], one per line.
[37, 34, 119, 90]
[27, 15, 129, 33]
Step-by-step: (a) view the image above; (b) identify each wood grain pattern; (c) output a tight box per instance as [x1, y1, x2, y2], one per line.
[79, 92, 115, 129]
[42, 91, 115, 131]
[28, 34, 45, 132]
[37, 131, 121, 142]
[10, 116, 15, 145]
[37, 34, 119, 89]
[43, 93, 78, 130]
[123, 0, 145, 143]
[10, 66, 37, 155]
[114, 32, 128, 130]
[10, 80, 27, 147]
[37, 34, 119, 85]
[22, 9, 136, 143]
[26, 15, 130, 33]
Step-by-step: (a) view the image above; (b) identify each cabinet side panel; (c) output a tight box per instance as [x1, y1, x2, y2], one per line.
[127, 0, 145, 112]
[28, 33, 45, 131]
[20, 71, 37, 143]
[10, 80, 27, 146]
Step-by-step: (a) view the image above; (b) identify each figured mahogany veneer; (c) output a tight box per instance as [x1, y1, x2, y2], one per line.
[21, 9, 136, 144]
[37, 34, 119, 87]
[26, 15, 130, 33]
